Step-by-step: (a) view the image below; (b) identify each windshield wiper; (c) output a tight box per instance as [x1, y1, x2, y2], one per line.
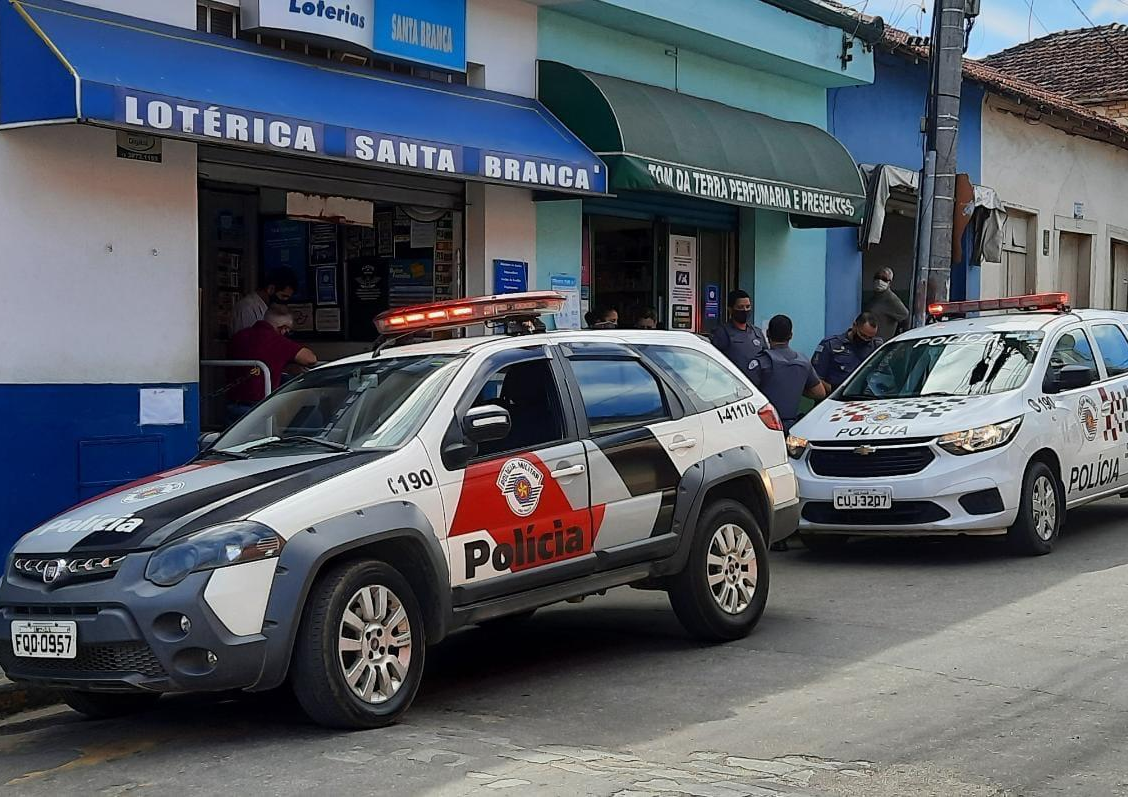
[200, 448, 249, 460]
[244, 436, 351, 454]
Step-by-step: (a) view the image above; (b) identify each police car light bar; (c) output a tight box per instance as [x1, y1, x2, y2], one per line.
[374, 291, 566, 335]
[927, 292, 1071, 318]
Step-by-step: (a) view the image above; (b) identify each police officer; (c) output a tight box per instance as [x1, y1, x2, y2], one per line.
[812, 311, 882, 392]
[748, 315, 826, 432]
[710, 290, 766, 373]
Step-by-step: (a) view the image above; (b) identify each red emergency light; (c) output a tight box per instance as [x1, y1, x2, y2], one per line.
[374, 291, 567, 336]
[927, 292, 1071, 319]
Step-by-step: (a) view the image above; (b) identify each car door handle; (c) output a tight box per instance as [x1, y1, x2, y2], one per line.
[667, 438, 698, 451]
[550, 464, 586, 479]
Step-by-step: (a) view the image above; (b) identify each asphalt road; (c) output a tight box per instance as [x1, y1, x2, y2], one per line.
[5, 502, 1128, 796]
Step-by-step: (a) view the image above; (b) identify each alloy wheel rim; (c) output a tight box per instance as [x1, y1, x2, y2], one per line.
[707, 523, 758, 615]
[1032, 476, 1057, 541]
[338, 584, 412, 704]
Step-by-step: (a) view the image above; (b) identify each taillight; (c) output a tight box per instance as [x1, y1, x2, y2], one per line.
[757, 404, 783, 432]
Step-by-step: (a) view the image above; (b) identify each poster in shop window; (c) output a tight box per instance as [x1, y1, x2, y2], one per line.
[668, 235, 697, 331]
[347, 257, 389, 340]
[309, 223, 339, 266]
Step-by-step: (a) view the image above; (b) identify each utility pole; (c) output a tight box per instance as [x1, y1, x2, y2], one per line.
[911, 0, 975, 326]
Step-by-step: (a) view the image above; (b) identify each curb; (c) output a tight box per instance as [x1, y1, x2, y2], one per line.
[0, 678, 61, 719]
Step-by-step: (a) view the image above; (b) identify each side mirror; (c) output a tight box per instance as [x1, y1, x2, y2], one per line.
[1046, 364, 1094, 394]
[462, 404, 512, 444]
[198, 432, 220, 452]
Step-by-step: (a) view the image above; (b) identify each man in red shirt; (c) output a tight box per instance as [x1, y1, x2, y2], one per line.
[226, 307, 317, 421]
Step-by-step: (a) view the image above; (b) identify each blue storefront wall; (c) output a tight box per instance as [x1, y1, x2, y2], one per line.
[825, 49, 985, 335]
[0, 384, 200, 556]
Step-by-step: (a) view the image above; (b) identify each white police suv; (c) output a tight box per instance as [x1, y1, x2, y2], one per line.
[1, 292, 797, 728]
[790, 293, 1128, 555]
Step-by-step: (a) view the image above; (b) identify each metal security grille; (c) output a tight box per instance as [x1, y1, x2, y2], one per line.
[0, 643, 166, 678]
[808, 447, 935, 478]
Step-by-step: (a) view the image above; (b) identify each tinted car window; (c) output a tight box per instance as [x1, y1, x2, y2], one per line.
[644, 345, 753, 410]
[570, 359, 669, 434]
[1092, 324, 1128, 377]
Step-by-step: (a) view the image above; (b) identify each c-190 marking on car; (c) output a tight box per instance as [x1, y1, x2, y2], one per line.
[0, 292, 798, 729]
[789, 293, 1128, 556]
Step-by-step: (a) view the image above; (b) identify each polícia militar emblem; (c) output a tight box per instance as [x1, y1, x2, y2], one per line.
[497, 458, 545, 517]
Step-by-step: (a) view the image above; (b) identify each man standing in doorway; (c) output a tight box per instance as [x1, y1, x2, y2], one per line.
[710, 290, 766, 375]
[867, 267, 909, 342]
[749, 315, 826, 433]
[812, 311, 882, 393]
[231, 268, 299, 334]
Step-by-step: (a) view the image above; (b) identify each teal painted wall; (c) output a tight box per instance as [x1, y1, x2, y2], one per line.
[538, 10, 826, 124]
[753, 211, 826, 357]
[536, 201, 584, 329]
[537, 0, 873, 87]
[537, 7, 838, 342]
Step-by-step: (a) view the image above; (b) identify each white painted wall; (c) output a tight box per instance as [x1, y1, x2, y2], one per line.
[467, 0, 538, 97]
[0, 125, 199, 383]
[464, 0, 539, 298]
[75, 0, 196, 27]
[981, 98, 1128, 309]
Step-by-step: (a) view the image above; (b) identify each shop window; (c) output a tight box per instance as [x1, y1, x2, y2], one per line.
[1093, 324, 1128, 377]
[194, 2, 466, 85]
[569, 359, 669, 435]
[588, 216, 655, 329]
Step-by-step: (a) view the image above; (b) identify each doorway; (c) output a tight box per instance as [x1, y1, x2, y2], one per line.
[1058, 231, 1092, 308]
[1111, 240, 1128, 311]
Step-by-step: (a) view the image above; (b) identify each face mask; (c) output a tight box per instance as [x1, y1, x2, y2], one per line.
[731, 309, 750, 324]
[874, 279, 890, 292]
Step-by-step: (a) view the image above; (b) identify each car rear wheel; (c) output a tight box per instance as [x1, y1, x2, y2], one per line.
[668, 499, 769, 641]
[291, 560, 426, 729]
[60, 690, 160, 719]
[1007, 462, 1063, 556]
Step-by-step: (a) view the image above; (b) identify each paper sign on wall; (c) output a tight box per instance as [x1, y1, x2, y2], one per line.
[550, 274, 581, 330]
[139, 388, 184, 426]
[668, 235, 697, 331]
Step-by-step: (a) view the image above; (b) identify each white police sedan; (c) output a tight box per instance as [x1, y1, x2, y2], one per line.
[789, 293, 1128, 555]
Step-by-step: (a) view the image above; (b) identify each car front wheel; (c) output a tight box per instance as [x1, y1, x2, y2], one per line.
[291, 560, 426, 729]
[1007, 461, 1063, 556]
[667, 499, 769, 641]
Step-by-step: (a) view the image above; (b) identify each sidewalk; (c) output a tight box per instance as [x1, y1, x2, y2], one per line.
[0, 665, 60, 718]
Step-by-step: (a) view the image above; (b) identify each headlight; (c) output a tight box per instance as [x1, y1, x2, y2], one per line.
[937, 417, 1023, 456]
[145, 521, 283, 587]
[786, 435, 808, 459]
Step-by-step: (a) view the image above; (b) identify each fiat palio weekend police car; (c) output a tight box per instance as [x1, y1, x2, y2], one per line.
[789, 293, 1128, 555]
[0, 292, 798, 729]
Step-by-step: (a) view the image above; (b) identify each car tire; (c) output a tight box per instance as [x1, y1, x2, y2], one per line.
[1007, 461, 1063, 556]
[291, 560, 426, 729]
[60, 690, 160, 719]
[668, 499, 769, 642]
[799, 533, 851, 555]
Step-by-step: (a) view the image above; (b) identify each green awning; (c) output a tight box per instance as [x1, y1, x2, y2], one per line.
[537, 61, 866, 227]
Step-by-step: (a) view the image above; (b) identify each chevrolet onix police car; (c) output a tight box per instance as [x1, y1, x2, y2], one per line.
[0, 292, 798, 729]
[790, 293, 1128, 556]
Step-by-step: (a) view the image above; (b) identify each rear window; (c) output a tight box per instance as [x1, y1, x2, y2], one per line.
[643, 345, 753, 411]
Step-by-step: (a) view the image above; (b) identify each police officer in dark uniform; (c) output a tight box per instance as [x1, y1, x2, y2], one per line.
[812, 311, 882, 392]
[748, 315, 826, 432]
[710, 289, 766, 373]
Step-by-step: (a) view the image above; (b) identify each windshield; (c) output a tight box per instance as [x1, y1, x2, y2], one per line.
[212, 354, 464, 455]
[838, 331, 1045, 400]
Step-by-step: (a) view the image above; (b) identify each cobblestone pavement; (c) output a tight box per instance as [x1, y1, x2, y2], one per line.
[5, 502, 1128, 795]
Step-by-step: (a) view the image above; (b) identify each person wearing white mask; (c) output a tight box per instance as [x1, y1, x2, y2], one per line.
[867, 267, 909, 342]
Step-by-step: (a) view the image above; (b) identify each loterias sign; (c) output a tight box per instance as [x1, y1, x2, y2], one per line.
[116, 90, 604, 194]
[241, 0, 466, 71]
